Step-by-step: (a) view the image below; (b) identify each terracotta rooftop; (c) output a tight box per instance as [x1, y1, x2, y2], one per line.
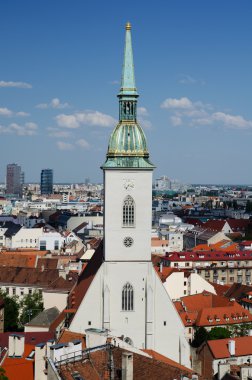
[0, 253, 36, 268]
[162, 250, 252, 262]
[58, 329, 86, 349]
[58, 346, 196, 380]
[0, 267, 60, 287]
[225, 283, 252, 301]
[207, 336, 252, 359]
[196, 303, 252, 327]
[180, 291, 232, 312]
[37, 257, 59, 270]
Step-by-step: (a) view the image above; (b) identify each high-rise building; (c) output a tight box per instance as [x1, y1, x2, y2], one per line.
[6, 163, 22, 196]
[69, 23, 190, 366]
[40, 169, 53, 195]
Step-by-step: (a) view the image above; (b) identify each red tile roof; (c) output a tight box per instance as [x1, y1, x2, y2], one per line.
[207, 336, 252, 359]
[196, 304, 252, 327]
[163, 250, 252, 262]
[203, 220, 227, 232]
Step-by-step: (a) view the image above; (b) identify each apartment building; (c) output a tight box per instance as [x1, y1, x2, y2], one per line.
[162, 251, 252, 285]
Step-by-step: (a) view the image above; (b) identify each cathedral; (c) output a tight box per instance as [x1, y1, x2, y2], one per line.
[69, 23, 190, 367]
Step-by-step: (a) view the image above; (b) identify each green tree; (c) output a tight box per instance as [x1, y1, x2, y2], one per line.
[191, 327, 208, 348]
[0, 292, 19, 332]
[208, 327, 231, 340]
[19, 291, 44, 326]
[0, 367, 8, 380]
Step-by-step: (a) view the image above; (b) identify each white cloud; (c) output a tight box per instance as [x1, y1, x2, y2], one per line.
[76, 138, 90, 149]
[16, 111, 30, 117]
[212, 112, 252, 129]
[178, 74, 205, 85]
[138, 107, 149, 116]
[56, 110, 116, 129]
[170, 116, 182, 126]
[0, 122, 38, 136]
[161, 97, 193, 109]
[57, 141, 74, 150]
[36, 98, 70, 109]
[138, 116, 152, 129]
[47, 127, 72, 138]
[161, 96, 252, 130]
[0, 81, 32, 88]
[56, 114, 79, 128]
[0, 107, 13, 116]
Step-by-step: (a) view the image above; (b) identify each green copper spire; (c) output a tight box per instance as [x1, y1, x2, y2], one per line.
[118, 22, 138, 98]
[102, 23, 155, 170]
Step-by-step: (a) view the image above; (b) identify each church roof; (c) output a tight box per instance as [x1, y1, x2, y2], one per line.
[69, 240, 104, 310]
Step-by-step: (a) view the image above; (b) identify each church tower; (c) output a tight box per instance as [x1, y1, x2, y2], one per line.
[69, 23, 190, 368]
[102, 22, 155, 262]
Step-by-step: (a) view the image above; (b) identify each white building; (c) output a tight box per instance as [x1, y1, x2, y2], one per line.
[160, 269, 216, 300]
[69, 23, 190, 367]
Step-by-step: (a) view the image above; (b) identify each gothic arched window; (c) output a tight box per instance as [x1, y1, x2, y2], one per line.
[123, 196, 135, 227]
[122, 283, 134, 311]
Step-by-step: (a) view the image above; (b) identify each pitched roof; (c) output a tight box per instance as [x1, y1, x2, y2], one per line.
[0, 267, 60, 287]
[58, 329, 86, 349]
[196, 303, 252, 327]
[180, 291, 232, 312]
[25, 307, 60, 327]
[203, 220, 227, 232]
[58, 346, 196, 380]
[37, 257, 59, 270]
[163, 250, 252, 262]
[225, 283, 252, 301]
[207, 336, 252, 359]
[0, 254, 36, 268]
[69, 241, 104, 310]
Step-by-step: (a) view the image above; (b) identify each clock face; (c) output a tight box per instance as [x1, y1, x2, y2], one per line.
[123, 236, 134, 247]
[124, 179, 134, 191]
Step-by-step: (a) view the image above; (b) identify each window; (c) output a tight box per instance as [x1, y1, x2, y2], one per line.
[123, 196, 135, 227]
[122, 283, 134, 311]
[12, 288, 16, 295]
[164, 321, 166, 326]
[29, 289, 32, 295]
[54, 240, 59, 250]
[88, 321, 91, 326]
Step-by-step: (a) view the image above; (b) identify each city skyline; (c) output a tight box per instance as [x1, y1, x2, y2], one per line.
[0, 1, 252, 184]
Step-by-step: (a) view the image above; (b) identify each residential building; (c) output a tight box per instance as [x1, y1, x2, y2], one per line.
[40, 169, 53, 195]
[68, 23, 191, 367]
[155, 267, 216, 300]
[6, 163, 22, 197]
[174, 292, 252, 342]
[197, 336, 252, 380]
[162, 250, 252, 285]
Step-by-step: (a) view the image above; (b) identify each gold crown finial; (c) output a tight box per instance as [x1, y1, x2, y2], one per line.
[126, 22, 131, 30]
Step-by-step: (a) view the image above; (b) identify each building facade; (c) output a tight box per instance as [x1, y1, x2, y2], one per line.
[6, 163, 22, 196]
[40, 169, 53, 195]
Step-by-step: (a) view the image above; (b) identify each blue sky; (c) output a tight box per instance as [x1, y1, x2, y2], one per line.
[0, 0, 252, 184]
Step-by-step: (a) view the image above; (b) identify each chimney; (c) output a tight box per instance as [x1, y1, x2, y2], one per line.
[160, 262, 163, 273]
[8, 334, 25, 357]
[228, 340, 235, 356]
[122, 352, 133, 380]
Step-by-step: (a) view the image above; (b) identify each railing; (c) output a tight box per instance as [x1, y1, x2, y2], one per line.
[54, 343, 111, 367]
